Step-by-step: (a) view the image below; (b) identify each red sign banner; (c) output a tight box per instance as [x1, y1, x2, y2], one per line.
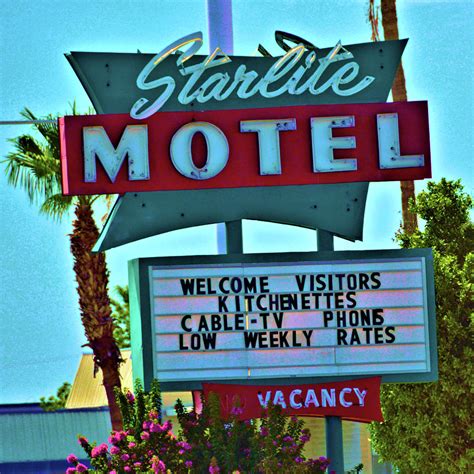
[60, 101, 430, 196]
[202, 377, 383, 423]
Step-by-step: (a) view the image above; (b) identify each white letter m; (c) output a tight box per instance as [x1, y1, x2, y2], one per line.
[83, 125, 149, 183]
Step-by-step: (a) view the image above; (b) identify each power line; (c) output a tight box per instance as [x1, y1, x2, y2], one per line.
[0, 120, 57, 125]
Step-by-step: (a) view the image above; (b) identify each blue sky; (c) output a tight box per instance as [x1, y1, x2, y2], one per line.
[0, 0, 472, 403]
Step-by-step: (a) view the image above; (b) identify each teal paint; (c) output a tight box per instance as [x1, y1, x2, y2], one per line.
[93, 183, 369, 251]
[66, 39, 407, 114]
[128, 259, 155, 391]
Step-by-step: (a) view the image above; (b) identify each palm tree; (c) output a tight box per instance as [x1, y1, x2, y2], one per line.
[3, 107, 123, 430]
[368, 0, 418, 235]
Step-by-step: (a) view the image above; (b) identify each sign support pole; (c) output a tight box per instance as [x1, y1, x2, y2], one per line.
[190, 0, 240, 413]
[325, 416, 344, 473]
[318, 229, 344, 473]
[206, 0, 242, 254]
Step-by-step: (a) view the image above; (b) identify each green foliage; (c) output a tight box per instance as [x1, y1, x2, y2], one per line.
[346, 463, 363, 474]
[176, 393, 329, 473]
[74, 381, 186, 472]
[39, 381, 71, 411]
[370, 179, 474, 473]
[71, 380, 330, 473]
[110, 284, 131, 349]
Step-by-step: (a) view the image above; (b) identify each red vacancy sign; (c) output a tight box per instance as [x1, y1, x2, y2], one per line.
[59, 101, 430, 196]
[202, 377, 383, 423]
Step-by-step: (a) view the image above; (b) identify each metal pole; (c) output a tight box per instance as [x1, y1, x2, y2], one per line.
[325, 416, 344, 473]
[206, 0, 241, 254]
[206, 0, 234, 53]
[317, 229, 335, 252]
[318, 229, 344, 473]
[191, 0, 238, 412]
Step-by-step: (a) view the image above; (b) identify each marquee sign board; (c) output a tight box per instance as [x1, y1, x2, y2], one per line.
[66, 35, 407, 115]
[59, 101, 430, 196]
[129, 249, 437, 391]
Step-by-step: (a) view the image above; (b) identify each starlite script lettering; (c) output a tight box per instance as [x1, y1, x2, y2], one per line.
[131, 32, 375, 119]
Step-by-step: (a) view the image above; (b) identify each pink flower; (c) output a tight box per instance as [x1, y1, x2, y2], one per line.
[141, 431, 150, 440]
[151, 457, 167, 473]
[109, 432, 122, 445]
[77, 436, 88, 446]
[76, 463, 88, 472]
[98, 443, 108, 454]
[66, 469, 76, 474]
[143, 421, 151, 430]
[134, 462, 142, 468]
[150, 422, 166, 433]
[121, 454, 130, 462]
[124, 467, 132, 472]
[91, 447, 100, 458]
[128, 442, 136, 448]
[110, 446, 120, 455]
[177, 441, 192, 451]
[67, 454, 78, 464]
[209, 465, 220, 473]
[109, 471, 117, 474]
[125, 391, 135, 403]
[185, 460, 193, 468]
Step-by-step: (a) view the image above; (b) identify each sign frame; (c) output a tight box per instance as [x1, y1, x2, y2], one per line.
[129, 248, 437, 392]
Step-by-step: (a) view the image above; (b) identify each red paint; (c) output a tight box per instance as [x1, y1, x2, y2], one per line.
[192, 390, 203, 414]
[60, 102, 430, 196]
[202, 377, 383, 423]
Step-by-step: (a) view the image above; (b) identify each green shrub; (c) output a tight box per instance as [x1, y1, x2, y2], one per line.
[67, 380, 330, 473]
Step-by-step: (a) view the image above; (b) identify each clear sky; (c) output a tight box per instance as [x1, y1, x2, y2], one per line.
[0, 0, 472, 404]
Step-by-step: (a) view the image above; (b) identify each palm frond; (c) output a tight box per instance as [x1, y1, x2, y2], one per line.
[40, 193, 75, 220]
[21, 108, 60, 158]
[4, 135, 62, 204]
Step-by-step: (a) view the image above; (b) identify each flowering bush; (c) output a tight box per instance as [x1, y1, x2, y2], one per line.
[176, 392, 329, 473]
[66, 380, 330, 473]
[67, 380, 191, 473]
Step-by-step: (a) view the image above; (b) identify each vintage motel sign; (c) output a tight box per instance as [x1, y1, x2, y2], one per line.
[66, 33, 408, 114]
[59, 100, 430, 250]
[59, 101, 430, 196]
[61, 33, 427, 248]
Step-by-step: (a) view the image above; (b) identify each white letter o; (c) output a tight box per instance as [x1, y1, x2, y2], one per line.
[170, 121, 229, 180]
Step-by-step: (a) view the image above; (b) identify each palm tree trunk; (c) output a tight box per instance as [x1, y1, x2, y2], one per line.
[70, 200, 123, 430]
[381, 0, 418, 234]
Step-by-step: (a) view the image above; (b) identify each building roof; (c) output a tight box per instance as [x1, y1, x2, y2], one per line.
[66, 350, 192, 412]
[0, 406, 110, 464]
